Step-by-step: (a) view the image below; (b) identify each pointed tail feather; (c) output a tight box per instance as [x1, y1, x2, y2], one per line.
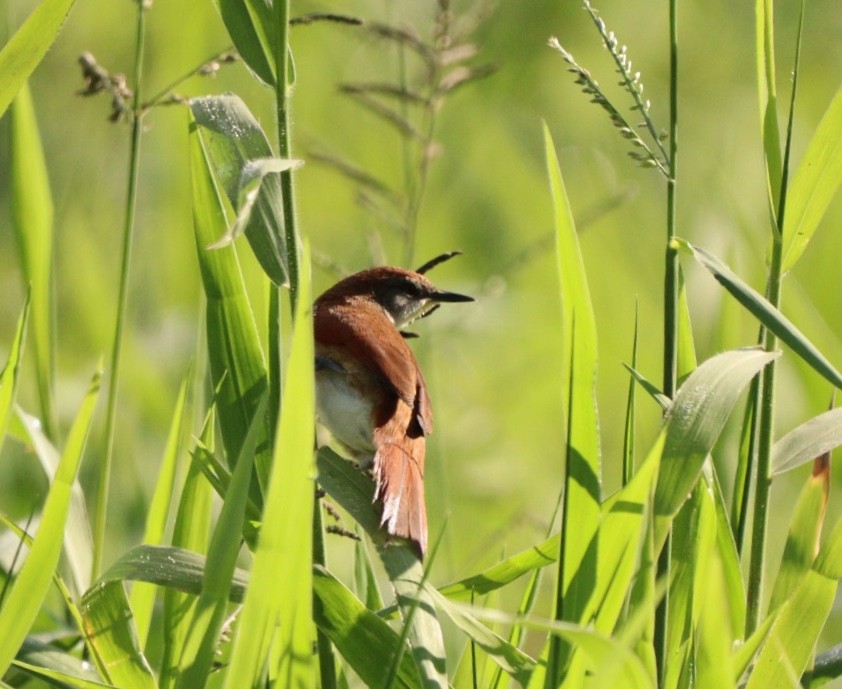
[373, 438, 428, 558]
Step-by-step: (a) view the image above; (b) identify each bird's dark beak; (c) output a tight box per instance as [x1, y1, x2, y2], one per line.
[432, 290, 474, 303]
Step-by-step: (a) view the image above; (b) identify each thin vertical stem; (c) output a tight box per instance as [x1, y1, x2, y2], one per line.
[746, 0, 803, 634]
[92, 0, 147, 581]
[655, 0, 678, 682]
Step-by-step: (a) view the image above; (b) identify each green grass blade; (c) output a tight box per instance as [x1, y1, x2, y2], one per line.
[12, 658, 114, 689]
[676, 238, 842, 389]
[427, 587, 536, 687]
[130, 374, 190, 648]
[782, 81, 842, 271]
[159, 408, 214, 689]
[0, 0, 78, 118]
[768, 455, 829, 612]
[191, 95, 299, 286]
[176, 393, 266, 689]
[313, 565, 422, 689]
[9, 83, 56, 438]
[745, 569, 835, 689]
[654, 348, 778, 544]
[772, 407, 842, 475]
[0, 297, 29, 455]
[544, 121, 601, 614]
[623, 306, 640, 484]
[438, 533, 559, 601]
[755, 0, 782, 215]
[354, 536, 385, 612]
[14, 638, 110, 688]
[11, 408, 93, 598]
[214, 0, 275, 86]
[80, 580, 157, 689]
[224, 245, 315, 688]
[189, 110, 271, 488]
[0, 366, 100, 676]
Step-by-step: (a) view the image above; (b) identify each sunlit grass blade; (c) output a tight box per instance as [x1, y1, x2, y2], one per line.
[191, 95, 301, 286]
[0, 0, 78, 118]
[781, 80, 842, 271]
[9, 83, 56, 439]
[654, 348, 778, 544]
[755, 0, 782, 215]
[313, 565, 422, 689]
[354, 535, 385, 611]
[772, 407, 842, 475]
[189, 110, 271, 489]
[214, 0, 275, 85]
[223, 246, 314, 688]
[175, 392, 266, 689]
[12, 658, 114, 688]
[744, 568, 835, 689]
[0, 366, 100, 676]
[159, 407, 214, 689]
[676, 238, 842, 389]
[438, 533, 558, 601]
[10, 408, 93, 598]
[130, 373, 190, 648]
[428, 587, 536, 687]
[459, 605, 655, 689]
[623, 306, 640, 484]
[768, 454, 829, 612]
[544, 123, 601, 689]
[80, 580, 157, 689]
[0, 297, 29, 455]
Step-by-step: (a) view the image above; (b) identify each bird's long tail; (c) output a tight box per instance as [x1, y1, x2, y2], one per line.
[373, 437, 428, 559]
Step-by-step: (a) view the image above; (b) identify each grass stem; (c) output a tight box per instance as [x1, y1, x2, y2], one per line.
[92, 0, 147, 581]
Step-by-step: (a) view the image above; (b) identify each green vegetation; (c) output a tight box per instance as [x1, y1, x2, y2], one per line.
[2, 0, 842, 687]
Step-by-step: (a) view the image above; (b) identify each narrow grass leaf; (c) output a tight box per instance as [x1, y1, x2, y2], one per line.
[428, 587, 535, 687]
[10, 83, 56, 437]
[733, 612, 775, 683]
[815, 517, 842, 579]
[623, 364, 670, 410]
[772, 407, 842, 474]
[0, 297, 29, 454]
[438, 533, 559, 601]
[676, 238, 842, 389]
[12, 658, 114, 689]
[768, 455, 829, 613]
[213, 0, 275, 86]
[544, 124, 601, 689]
[313, 565, 422, 689]
[81, 580, 157, 689]
[623, 306, 640, 484]
[0, 367, 100, 676]
[224, 246, 315, 688]
[130, 374, 190, 648]
[191, 95, 299, 286]
[189, 111, 270, 487]
[176, 394, 266, 689]
[782, 81, 842, 271]
[654, 348, 777, 544]
[745, 569, 835, 689]
[755, 0, 782, 215]
[354, 536, 385, 612]
[14, 637, 108, 688]
[0, 0, 78, 118]
[159, 410, 215, 689]
[11, 408, 93, 597]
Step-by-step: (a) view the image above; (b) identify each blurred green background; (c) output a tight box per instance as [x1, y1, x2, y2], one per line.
[2, 0, 842, 660]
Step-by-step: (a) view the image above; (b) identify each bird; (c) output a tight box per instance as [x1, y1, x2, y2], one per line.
[313, 252, 473, 559]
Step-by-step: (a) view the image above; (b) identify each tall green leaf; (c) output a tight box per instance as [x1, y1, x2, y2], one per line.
[544, 124, 601, 660]
[676, 238, 842, 390]
[654, 348, 778, 545]
[772, 407, 842, 475]
[0, 367, 100, 676]
[189, 111, 271, 488]
[9, 83, 56, 438]
[224, 245, 315, 688]
[781, 81, 842, 271]
[0, 298, 29, 455]
[0, 0, 78, 118]
[191, 95, 299, 286]
[755, 0, 782, 215]
[212, 0, 275, 86]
